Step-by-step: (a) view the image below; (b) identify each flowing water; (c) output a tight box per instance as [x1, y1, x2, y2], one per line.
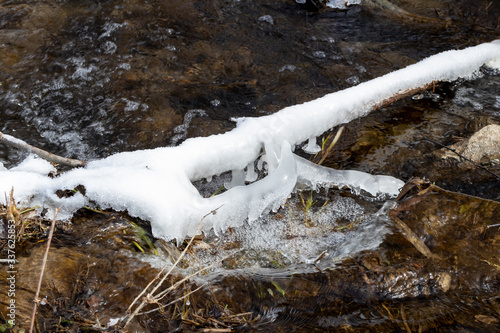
[1, 0, 500, 331]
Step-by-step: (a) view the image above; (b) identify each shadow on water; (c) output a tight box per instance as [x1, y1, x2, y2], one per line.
[1, 0, 500, 331]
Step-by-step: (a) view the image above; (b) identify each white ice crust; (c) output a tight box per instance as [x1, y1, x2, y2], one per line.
[2, 41, 500, 241]
[326, 0, 361, 10]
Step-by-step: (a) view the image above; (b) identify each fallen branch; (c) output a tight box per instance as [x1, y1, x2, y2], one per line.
[0, 132, 87, 168]
[0, 84, 430, 171]
[376, 82, 435, 109]
[1, 41, 499, 242]
[0, 85, 435, 171]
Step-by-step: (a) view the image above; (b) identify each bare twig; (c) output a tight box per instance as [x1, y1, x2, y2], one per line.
[312, 250, 328, 264]
[0, 132, 87, 168]
[29, 208, 59, 333]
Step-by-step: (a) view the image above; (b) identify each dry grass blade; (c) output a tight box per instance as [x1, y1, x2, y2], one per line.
[381, 303, 395, 321]
[390, 212, 440, 260]
[29, 208, 59, 333]
[155, 249, 241, 302]
[318, 126, 344, 165]
[137, 284, 206, 316]
[401, 304, 412, 333]
[122, 208, 221, 328]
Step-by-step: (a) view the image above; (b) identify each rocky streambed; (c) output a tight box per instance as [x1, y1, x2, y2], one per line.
[1, 0, 500, 332]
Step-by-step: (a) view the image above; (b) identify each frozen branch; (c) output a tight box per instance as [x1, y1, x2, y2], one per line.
[1, 40, 499, 241]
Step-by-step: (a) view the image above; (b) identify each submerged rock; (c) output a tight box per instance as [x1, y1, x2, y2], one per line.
[436, 124, 500, 166]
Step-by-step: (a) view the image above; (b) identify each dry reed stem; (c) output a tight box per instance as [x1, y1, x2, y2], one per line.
[125, 265, 167, 313]
[155, 249, 241, 301]
[29, 208, 59, 333]
[127, 248, 241, 323]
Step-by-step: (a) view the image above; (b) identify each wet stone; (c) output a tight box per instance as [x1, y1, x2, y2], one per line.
[436, 124, 500, 166]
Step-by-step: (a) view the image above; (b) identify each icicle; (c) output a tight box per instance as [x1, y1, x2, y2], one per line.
[264, 141, 280, 173]
[294, 155, 404, 198]
[206, 175, 212, 182]
[225, 169, 246, 189]
[245, 161, 258, 182]
[205, 141, 297, 226]
[303, 136, 321, 154]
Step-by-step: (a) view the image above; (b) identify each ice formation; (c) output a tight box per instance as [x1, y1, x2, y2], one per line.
[326, 0, 361, 10]
[1, 41, 500, 241]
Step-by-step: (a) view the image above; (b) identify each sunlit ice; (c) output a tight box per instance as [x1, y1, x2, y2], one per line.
[1, 40, 499, 241]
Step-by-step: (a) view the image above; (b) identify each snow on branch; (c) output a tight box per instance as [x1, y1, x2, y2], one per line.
[1, 40, 499, 241]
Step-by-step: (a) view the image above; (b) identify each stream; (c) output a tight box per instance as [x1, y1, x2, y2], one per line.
[1, 0, 499, 332]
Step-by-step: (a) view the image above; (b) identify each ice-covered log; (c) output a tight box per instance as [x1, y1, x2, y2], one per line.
[1, 40, 500, 241]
